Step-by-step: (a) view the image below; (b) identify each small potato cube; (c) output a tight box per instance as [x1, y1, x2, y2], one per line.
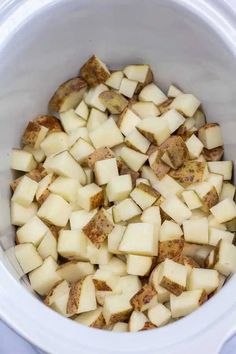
[120, 147, 148, 172]
[106, 175, 132, 202]
[208, 214, 226, 230]
[99, 91, 128, 114]
[103, 294, 133, 325]
[186, 134, 204, 159]
[193, 109, 206, 129]
[37, 230, 58, 261]
[94, 158, 118, 185]
[162, 109, 185, 134]
[34, 115, 63, 133]
[213, 240, 236, 276]
[84, 167, 94, 184]
[160, 135, 188, 170]
[130, 183, 160, 210]
[23, 146, 45, 163]
[187, 268, 219, 294]
[159, 220, 183, 241]
[182, 190, 202, 210]
[87, 147, 114, 169]
[75, 100, 89, 120]
[48, 176, 79, 203]
[93, 269, 119, 291]
[160, 196, 192, 225]
[44, 279, 70, 307]
[11, 202, 38, 227]
[89, 118, 124, 149]
[85, 84, 108, 111]
[77, 183, 103, 211]
[117, 108, 141, 136]
[158, 239, 184, 263]
[183, 217, 208, 244]
[147, 303, 171, 327]
[87, 241, 112, 265]
[118, 159, 140, 185]
[139, 83, 167, 106]
[17, 216, 48, 246]
[86, 108, 108, 132]
[70, 209, 97, 230]
[169, 161, 208, 186]
[208, 161, 233, 180]
[80, 55, 110, 86]
[70, 138, 95, 163]
[123, 64, 152, 83]
[59, 109, 86, 133]
[15, 243, 43, 274]
[141, 206, 161, 231]
[108, 224, 126, 254]
[57, 261, 95, 283]
[114, 198, 142, 221]
[156, 175, 184, 198]
[58, 229, 87, 260]
[150, 265, 170, 303]
[198, 123, 223, 149]
[11, 176, 38, 207]
[137, 117, 170, 146]
[119, 223, 157, 256]
[207, 173, 223, 196]
[209, 228, 234, 246]
[68, 127, 91, 147]
[105, 71, 124, 90]
[119, 78, 138, 98]
[130, 284, 157, 311]
[159, 259, 188, 296]
[99, 257, 126, 276]
[210, 198, 236, 223]
[38, 193, 71, 227]
[132, 102, 160, 119]
[203, 146, 224, 162]
[11, 149, 37, 172]
[170, 93, 200, 117]
[75, 307, 105, 329]
[220, 182, 236, 201]
[127, 255, 153, 276]
[22, 121, 48, 149]
[36, 173, 53, 205]
[128, 311, 150, 332]
[148, 150, 170, 180]
[82, 209, 114, 248]
[167, 84, 182, 98]
[40, 132, 68, 157]
[114, 275, 142, 299]
[170, 289, 207, 318]
[29, 256, 61, 295]
[125, 129, 151, 154]
[190, 181, 218, 212]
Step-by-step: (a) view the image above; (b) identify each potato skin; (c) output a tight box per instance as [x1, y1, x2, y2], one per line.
[159, 135, 188, 169]
[67, 279, 83, 315]
[109, 309, 132, 325]
[90, 190, 104, 210]
[93, 279, 112, 291]
[141, 321, 157, 331]
[169, 161, 206, 186]
[149, 150, 170, 179]
[91, 312, 106, 329]
[10, 168, 42, 191]
[22, 121, 42, 147]
[80, 55, 110, 86]
[117, 158, 140, 186]
[202, 146, 224, 161]
[157, 239, 184, 263]
[160, 276, 185, 296]
[34, 115, 63, 133]
[136, 182, 160, 200]
[87, 147, 115, 169]
[130, 284, 157, 311]
[158, 98, 173, 114]
[44, 280, 64, 305]
[100, 91, 128, 114]
[201, 186, 219, 212]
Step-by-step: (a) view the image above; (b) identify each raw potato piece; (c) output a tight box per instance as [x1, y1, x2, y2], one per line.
[106, 175, 132, 202]
[130, 183, 160, 210]
[44, 280, 69, 306]
[127, 255, 153, 276]
[48, 176, 79, 203]
[82, 209, 114, 248]
[137, 117, 170, 146]
[94, 158, 118, 186]
[17, 216, 48, 246]
[108, 224, 126, 254]
[37, 230, 58, 261]
[38, 193, 71, 227]
[75, 100, 89, 120]
[156, 175, 184, 198]
[198, 123, 223, 149]
[58, 230, 87, 260]
[149, 150, 170, 180]
[48, 77, 87, 113]
[114, 198, 142, 222]
[57, 261, 94, 283]
[160, 196, 192, 225]
[36, 173, 53, 205]
[119, 78, 138, 98]
[89, 118, 124, 148]
[86, 108, 108, 132]
[77, 183, 103, 211]
[159, 259, 188, 296]
[187, 268, 219, 294]
[213, 240, 236, 276]
[186, 134, 204, 159]
[162, 109, 185, 134]
[167, 84, 182, 98]
[118, 159, 140, 186]
[15, 243, 43, 274]
[159, 220, 183, 241]
[220, 182, 236, 201]
[99, 91, 128, 114]
[29, 256, 61, 296]
[207, 161, 232, 181]
[11, 202, 38, 227]
[207, 173, 223, 196]
[125, 129, 151, 154]
[117, 108, 141, 136]
[70, 138, 95, 164]
[22, 121, 48, 149]
[85, 84, 108, 111]
[40, 132, 69, 157]
[203, 146, 224, 161]
[181, 190, 202, 210]
[170, 93, 200, 117]
[169, 161, 208, 186]
[158, 239, 184, 263]
[170, 290, 207, 318]
[160, 135, 188, 170]
[209, 228, 234, 246]
[11, 149, 37, 172]
[139, 83, 167, 105]
[150, 265, 170, 303]
[67, 275, 97, 315]
[210, 198, 236, 223]
[11, 176, 38, 207]
[147, 303, 171, 327]
[112, 322, 129, 332]
[103, 294, 133, 325]
[80, 55, 110, 86]
[75, 307, 105, 329]
[130, 284, 157, 311]
[120, 147, 148, 172]
[34, 115, 63, 133]
[87, 147, 114, 169]
[93, 269, 119, 291]
[60, 109, 86, 133]
[105, 71, 124, 90]
[123, 64, 153, 83]
[99, 257, 126, 276]
[132, 102, 160, 119]
[183, 217, 208, 244]
[129, 312, 150, 332]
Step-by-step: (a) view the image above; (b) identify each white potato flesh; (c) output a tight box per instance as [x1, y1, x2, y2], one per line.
[210, 198, 236, 223]
[125, 129, 151, 153]
[37, 230, 58, 261]
[75, 100, 89, 120]
[181, 190, 202, 210]
[70, 209, 97, 230]
[207, 161, 233, 181]
[123, 64, 150, 83]
[115, 198, 142, 221]
[120, 146, 148, 172]
[137, 117, 170, 146]
[119, 109, 141, 136]
[132, 102, 160, 119]
[11, 176, 38, 207]
[148, 303, 171, 327]
[11, 202, 38, 227]
[15, 243, 43, 274]
[139, 83, 167, 105]
[17, 216, 48, 246]
[170, 93, 200, 117]
[105, 71, 124, 90]
[70, 138, 95, 163]
[94, 158, 118, 185]
[11, 149, 37, 172]
[156, 175, 184, 198]
[161, 109, 185, 133]
[186, 134, 204, 159]
[89, 118, 124, 148]
[198, 124, 223, 149]
[209, 228, 234, 246]
[58, 230, 87, 260]
[127, 254, 152, 276]
[160, 196, 192, 225]
[106, 175, 132, 202]
[86, 108, 108, 132]
[108, 224, 126, 254]
[183, 217, 209, 244]
[40, 132, 69, 157]
[159, 220, 183, 241]
[219, 182, 236, 201]
[119, 78, 138, 98]
[170, 290, 205, 318]
[84, 84, 108, 111]
[167, 84, 182, 98]
[213, 241, 236, 276]
[60, 109, 86, 133]
[48, 176, 79, 203]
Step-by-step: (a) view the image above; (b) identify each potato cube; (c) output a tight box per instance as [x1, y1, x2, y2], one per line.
[114, 198, 142, 221]
[85, 84, 108, 111]
[80, 55, 110, 86]
[123, 64, 152, 83]
[77, 183, 103, 211]
[87, 147, 114, 169]
[59, 109, 86, 133]
[170, 93, 200, 117]
[140, 206, 161, 233]
[213, 240, 236, 276]
[147, 303, 171, 327]
[167, 84, 182, 98]
[75, 307, 105, 329]
[44, 279, 70, 307]
[119, 223, 157, 256]
[169, 161, 208, 186]
[37, 230, 58, 261]
[208, 214, 226, 231]
[186, 134, 204, 159]
[159, 259, 187, 296]
[99, 257, 126, 276]
[58, 229, 87, 260]
[87, 241, 112, 265]
[70, 209, 97, 230]
[22, 121, 48, 149]
[156, 175, 184, 198]
[193, 109, 206, 128]
[11, 176, 38, 207]
[148, 150, 170, 180]
[17, 216, 48, 246]
[127, 255, 153, 276]
[94, 158, 118, 185]
[82, 209, 114, 248]
[207, 173, 223, 195]
[132, 102, 160, 119]
[103, 294, 133, 325]
[120, 147, 148, 172]
[183, 217, 208, 244]
[38, 193, 71, 227]
[158, 239, 184, 263]
[108, 224, 126, 254]
[93, 269, 119, 291]
[15, 243, 43, 274]
[159, 220, 183, 241]
[105, 71, 124, 90]
[84, 167, 94, 184]
[207, 161, 233, 180]
[160, 196, 192, 225]
[182, 190, 202, 210]
[35, 173, 52, 205]
[40, 132, 68, 157]
[106, 175, 132, 202]
[70, 138, 95, 163]
[137, 117, 170, 146]
[220, 182, 236, 201]
[57, 261, 95, 283]
[48, 176, 79, 203]
[29, 256, 61, 295]
[119, 78, 138, 98]
[34, 114, 63, 133]
[162, 109, 185, 134]
[209, 228, 234, 246]
[190, 181, 218, 212]
[150, 265, 170, 303]
[23, 145, 45, 163]
[139, 83, 167, 105]
[187, 268, 219, 294]
[128, 311, 150, 332]
[89, 118, 124, 148]
[114, 275, 142, 299]
[11, 149, 37, 172]
[11, 202, 38, 227]
[198, 123, 223, 149]
[130, 284, 157, 311]
[68, 127, 91, 147]
[99, 90, 129, 114]
[125, 129, 151, 154]
[117, 108, 141, 136]
[136, 178, 150, 186]
[170, 289, 207, 318]
[130, 183, 160, 210]
[202, 146, 224, 162]
[75, 100, 89, 120]
[43, 151, 86, 185]
[86, 108, 108, 132]
[210, 198, 236, 223]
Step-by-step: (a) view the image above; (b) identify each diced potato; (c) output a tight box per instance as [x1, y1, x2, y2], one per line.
[70, 138, 95, 164]
[117, 108, 141, 136]
[22, 121, 48, 149]
[220, 182, 236, 201]
[11, 149, 37, 172]
[87, 147, 114, 169]
[68, 127, 91, 147]
[40, 132, 69, 157]
[23, 145, 46, 163]
[11, 176, 38, 207]
[160, 136, 188, 170]
[208, 214, 226, 230]
[70, 209, 97, 230]
[114, 275, 142, 299]
[149, 264, 170, 303]
[136, 178, 150, 186]
[207, 161, 233, 180]
[120, 147, 148, 172]
[148, 150, 170, 180]
[156, 175, 184, 198]
[186, 134, 204, 159]
[108, 224, 126, 254]
[128, 311, 150, 332]
[44, 280, 69, 307]
[130, 284, 157, 311]
[38, 193, 71, 227]
[59, 109, 86, 133]
[77, 183, 103, 211]
[169, 161, 208, 186]
[15, 243, 43, 274]
[170, 93, 200, 117]
[159, 220, 183, 241]
[209, 228, 234, 246]
[198, 123, 223, 149]
[162, 109, 185, 134]
[118, 159, 140, 186]
[170, 289, 207, 318]
[207, 173, 223, 196]
[106, 175, 132, 202]
[182, 190, 202, 210]
[167, 84, 182, 98]
[105, 71, 124, 90]
[37, 230, 58, 261]
[93, 269, 119, 291]
[94, 158, 118, 185]
[132, 102, 160, 119]
[86, 241, 112, 265]
[80, 55, 110, 86]
[137, 117, 170, 146]
[75, 100, 89, 120]
[29, 256, 61, 295]
[160, 196, 192, 225]
[114, 198, 142, 221]
[159, 259, 187, 296]
[86, 108, 108, 132]
[99, 257, 126, 276]
[193, 109, 206, 129]
[158, 239, 184, 263]
[48, 176, 79, 203]
[213, 240, 236, 276]
[202, 146, 224, 161]
[147, 303, 171, 327]
[75, 307, 105, 329]
[85, 84, 108, 111]
[183, 217, 208, 244]
[89, 118, 124, 148]
[11, 201, 38, 227]
[57, 261, 94, 283]
[34, 115, 63, 133]
[99, 90, 129, 114]
[84, 167, 94, 184]
[112, 322, 129, 332]
[139, 83, 167, 105]
[58, 229, 87, 260]
[187, 268, 219, 294]
[17, 216, 48, 246]
[127, 255, 153, 276]
[123, 64, 153, 83]
[210, 198, 236, 223]
[103, 294, 133, 325]
[119, 78, 138, 98]
[125, 129, 151, 154]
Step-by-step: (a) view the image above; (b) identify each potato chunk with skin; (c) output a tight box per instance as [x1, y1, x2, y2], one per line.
[87, 147, 114, 169]
[103, 294, 133, 325]
[117, 108, 141, 136]
[77, 183, 104, 211]
[80, 55, 110, 86]
[149, 150, 170, 180]
[202, 146, 224, 161]
[125, 129, 150, 154]
[129, 311, 152, 332]
[213, 240, 236, 276]
[12, 175, 38, 207]
[207, 161, 233, 181]
[22, 121, 48, 149]
[162, 109, 185, 134]
[70, 209, 97, 230]
[157, 239, 184, 263]
[210, 198, 236, 223]
[75, 307, 105, 329]
[15, 243, 43, 274]
[149, 264, 170, 303]
[11, 149, 37, 172]
[34, 115, 63, 133]
[130, 284, 157, 311]
[106, 175, 132, 202]
[170, 93, 200, 117]
[130, 183, 160, 210]
[160, 135, 188, 169]
[70, 138, 95, 164]
[170, 289, 207, 318]
[127, 255, 153, 276]
[94, 158, 118, 185]
[123, 64, 153, 83]
[57, 261, 95, 283]
[48, 77, 87, 113]
[187, 268, 219, 294]
[99, 91, 128, 114]
[159, 259, 188, 296]
[119, 78, 138, 98]
[114, 198, 142, 222]
[89, 118, 124, 149]
[38, 193, 71, 227]
[132, 101, 160, 119]
[159, 220, 183, 241]
[160, 196, 192, 225]
[186, 134, 204, 159]
[137, 117, 170, 146]
[169, 161, 208, 186]
[85, 84, 108, 111]
[148, 303, 171, 327]
[181, 190, 202, 210]
[120, 147, 148, 172]
[105, 71, 124, 90]
[118, 159, 140, 186]
[139, 83, 167, 105]
[108, 224, 126, 254]
[198, 123, 223, 149]
[93, 269, 119, 291]
[82, 209, 114, 248]
[183, 217, 209, 244]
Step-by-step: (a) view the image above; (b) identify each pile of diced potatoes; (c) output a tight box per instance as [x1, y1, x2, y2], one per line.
[10, 55, 236, 332]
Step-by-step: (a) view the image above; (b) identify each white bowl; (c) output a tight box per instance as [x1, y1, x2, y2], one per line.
[0, 0, 236, 353]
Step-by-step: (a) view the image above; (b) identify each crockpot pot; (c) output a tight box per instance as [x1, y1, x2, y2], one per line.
[0, 0, 236, 353]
